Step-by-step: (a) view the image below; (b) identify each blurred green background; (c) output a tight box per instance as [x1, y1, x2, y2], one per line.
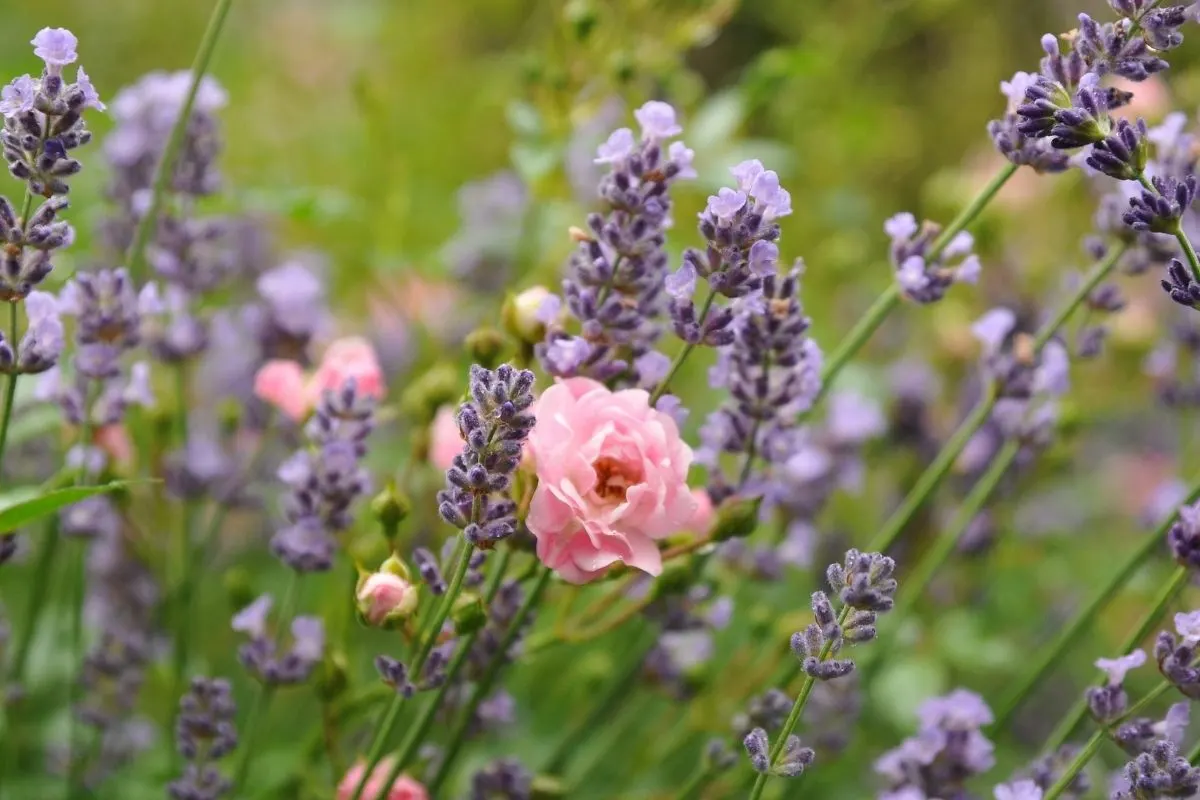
[5, 0, 1200, 797]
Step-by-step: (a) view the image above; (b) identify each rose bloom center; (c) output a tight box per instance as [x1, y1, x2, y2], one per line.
[591, 455, 643, 503]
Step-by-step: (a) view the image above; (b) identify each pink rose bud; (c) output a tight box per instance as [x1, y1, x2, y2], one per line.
[429, 405, 464, 471]
[689, 488, 715, 534]
[337, 758, 429, 800]
[94, 424, 134, 467]
[526, 377, 698, 584]
[503, 285, 555, 342]
[356, 555, 419, 627]
[253, 359, 310, 421]
[309, 336, 386, 401]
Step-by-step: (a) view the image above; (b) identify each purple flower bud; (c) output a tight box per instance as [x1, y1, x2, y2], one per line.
[31, 28, 78, 71]
[595, 127, 635, 164]
[634, 100, 682, 140]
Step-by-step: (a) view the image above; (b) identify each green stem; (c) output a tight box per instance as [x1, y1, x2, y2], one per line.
[427, 565, 553, 794]
[0, 301, 19, 476]
[648, 288, 718, 406]
[748, 606, 852, 800]
[1187, 736, 1200, 765]
[64, 540, 87, 796]
[124, 0, 235, 280]
[676, 765, 714, 800]
[992, 462, 1200, 734]
[230, 572, 300, 793]
[1043, 680, 1174, 800]
[8, 518, 60, 683]
[811, 285, 900, 410]
[1036, 565, 1190, 752]
[812, 162, 1020, 410]
[866, 387, 996, 553]
[872, 439, 1020, 659]
[349, 540, 476, 800]
[543, 631, 654, 776]
[386, 629, 481, 775]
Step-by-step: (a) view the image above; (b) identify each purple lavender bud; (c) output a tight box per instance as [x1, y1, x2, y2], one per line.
[743, 727, 771, 773]
[1125, 175, 1197, 234]
[1169, 500, 1200, 569]
[1161, 259, 1200, 310]
[169, 676, 237, 799]
[774, 735, 816, 777]
[1117, 740, 1200, 798]
[412, 547, 447, 595]
[1086, 118, 1148, 180]
[469, 757, 533, 800]
[375, 655, 415, 697]
[826, 549, 897, 613]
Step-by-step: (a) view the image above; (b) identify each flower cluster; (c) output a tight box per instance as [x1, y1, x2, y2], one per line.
[437, 364, 536, 547]
[1087, 648, 1146, 723]
[1154, 611, 1200, 699]
[231, 594, 325, 686]
[538, 101, 693, 384]
[271, 379, 375, 572]
[169, 677, 238, 800]
[875, 690, 996, 798]
[1112, 739, 1200, 799]
[885, 212, 981, 304]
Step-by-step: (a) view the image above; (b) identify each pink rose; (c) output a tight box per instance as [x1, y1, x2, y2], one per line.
[526, 377, 698, 584]
[310, 336, 386, 401]
[356, 571, 419, 627]
[253, 359, 309, 421]
[337, 759, 428, 800]
[94, 424, 133, 467]
[688, 488, 715, 534]
[430, 405, 463, 471]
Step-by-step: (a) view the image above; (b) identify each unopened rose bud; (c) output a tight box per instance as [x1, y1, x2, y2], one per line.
[400, 364, 462, 425]
[502, 285, 556, 344]
[356, 558, 419, 628]
[465, 327, 508, 369]
[370, 482, 410, 542]
[711, 496, 762, 542]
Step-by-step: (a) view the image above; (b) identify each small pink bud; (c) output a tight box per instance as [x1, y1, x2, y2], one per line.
[253, 360, 310, 421]
[356, 571, 418, 628]
[689, 488, 715, 534]
[94, 424, 133, 467]
[429, 405, 464, 471]
[309, 336, 386, 401]
[337, 758, 429, 800]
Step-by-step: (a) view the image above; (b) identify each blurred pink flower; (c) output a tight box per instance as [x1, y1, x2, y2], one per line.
[430, 405, 463, 471]
[689, 488, 715, 534]
[1110, 74, 1169, 121]
[94, 425, 133, 467]
[337, 759, 428, 800]
[253, 359, 309, 421]
[309, 336, 386, 401]
[526, 377, 697, 584]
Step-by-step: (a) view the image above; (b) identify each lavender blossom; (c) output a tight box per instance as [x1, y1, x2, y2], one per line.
[989, 72, 1072, 173]
[1167, 500, 1200, 569]
[1112, 739, 1200, 799]
[470, 757, 533, 799]
[232, 595, 325, 686]
[1087, 649, 1146, 723]
[538, 101, 693, 384]
[437, 364, 536, 546]
[875, 690, 996, 799]
[885, 212, 981, 304]
[1013, 745, 1090, 799]
[1114, 702, 1190, 756]
[169, 677, 237, 800]
[442, 171, 529, 293]
[270, 380, 375, 572]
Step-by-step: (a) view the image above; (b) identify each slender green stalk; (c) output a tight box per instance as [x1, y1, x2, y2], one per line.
[0, 301, 20, 474]
[1037, 565, 1190, 752]
[811, 285, 900, 410]
[543, 631, 655, 775]
[125, 0, 236, 279]
[649, 288, 717, 406]
[231, 573, 299, 793]
[866, 389, 995, 553]
[871, 439, 1020, 663]
[1043, 679, 1174, 800]
[748, 606, 852, 800]
[8, 518, 60, 683]
[387, 629, 481, 774]
[349, 541, 476, 800]
[426, 565, 553, 794]
[813, 162, 1020, 409]
[1187, 736, 1200, 765]
[64, 541, 88, 797]
[676, 764, 714, 800]
[991, 462, 1200, 733]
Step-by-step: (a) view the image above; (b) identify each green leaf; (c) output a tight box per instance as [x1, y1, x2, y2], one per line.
[0, 482, 131, 534]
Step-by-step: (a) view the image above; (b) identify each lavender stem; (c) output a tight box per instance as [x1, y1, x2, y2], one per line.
[0, 301, 19, 473]
[811, 162, 1019, 412]
[426, 564, 553, 794]
[648, 287, 717, 406]
[1038, 565, 1190, 753]
[124, 0, 235, 280]
[349, 540, 476, 800]
[748, 604, 853, 800]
